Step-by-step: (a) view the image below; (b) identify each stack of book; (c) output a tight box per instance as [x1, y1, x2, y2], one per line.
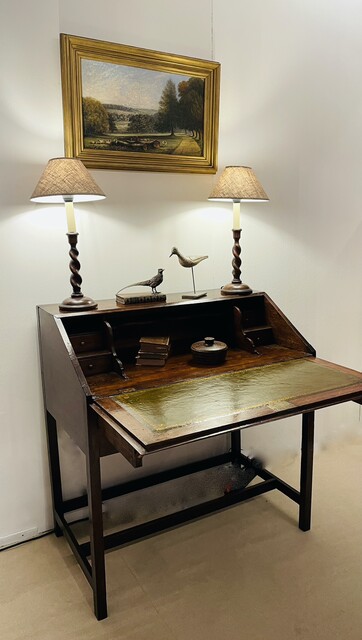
[135, 336, 170, 367]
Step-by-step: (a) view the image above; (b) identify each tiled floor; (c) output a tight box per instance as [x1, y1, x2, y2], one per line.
[2, 437, 362, 639]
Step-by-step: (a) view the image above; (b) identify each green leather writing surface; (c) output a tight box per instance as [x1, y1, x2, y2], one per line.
[113, 359, 361, 433]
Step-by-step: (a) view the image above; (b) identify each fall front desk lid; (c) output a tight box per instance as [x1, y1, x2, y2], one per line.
[103, 358, 362, 449]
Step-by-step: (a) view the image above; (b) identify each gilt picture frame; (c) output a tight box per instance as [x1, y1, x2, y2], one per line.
[60, 34, 220, 173]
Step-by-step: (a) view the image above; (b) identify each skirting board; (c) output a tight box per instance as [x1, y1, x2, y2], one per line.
[0, 508, 105, 550]
[0, 527, 39, 550]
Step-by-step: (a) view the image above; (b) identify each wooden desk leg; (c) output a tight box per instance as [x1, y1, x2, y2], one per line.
[86, 407, 107, 620]
[45, 411, 63, 538]
[230, 429, 241, 464]
[299, 411, 315, 532]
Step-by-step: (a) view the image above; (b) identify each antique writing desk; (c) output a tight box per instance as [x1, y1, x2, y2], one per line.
[37, 291, 362, 619]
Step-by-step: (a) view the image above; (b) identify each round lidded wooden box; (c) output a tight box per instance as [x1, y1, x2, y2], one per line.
[191, 336, 228, 365]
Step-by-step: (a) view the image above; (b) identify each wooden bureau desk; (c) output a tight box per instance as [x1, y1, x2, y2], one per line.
[37, 291, 362, 619]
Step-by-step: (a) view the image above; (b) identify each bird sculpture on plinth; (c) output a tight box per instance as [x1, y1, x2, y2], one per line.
[118, 268, 164, 294]
[169, 247, 208, 299]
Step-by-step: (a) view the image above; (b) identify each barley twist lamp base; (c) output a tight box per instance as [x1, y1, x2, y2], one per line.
[59, 232, 97, 312]
[221, 228, 252, 296]
[221, 281, 252, 296]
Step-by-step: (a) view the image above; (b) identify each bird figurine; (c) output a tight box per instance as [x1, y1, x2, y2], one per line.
[169, 247, 208, 299]
[117, 268, 164, 294]
[169, 247, 208, 269]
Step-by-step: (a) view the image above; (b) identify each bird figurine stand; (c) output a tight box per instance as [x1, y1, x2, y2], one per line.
[116, 268, 166, 305]
[170, 247, 208, 299]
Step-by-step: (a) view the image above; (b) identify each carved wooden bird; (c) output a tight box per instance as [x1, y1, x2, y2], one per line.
[169, 247, 208, 268]
[118, 268, 164, 294]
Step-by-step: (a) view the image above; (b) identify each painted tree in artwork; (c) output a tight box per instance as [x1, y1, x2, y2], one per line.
[156, 80, 179, 136]
[82, 97, 110, 135]
[127, 113, 156, 133]
[178, 77, 204, 141]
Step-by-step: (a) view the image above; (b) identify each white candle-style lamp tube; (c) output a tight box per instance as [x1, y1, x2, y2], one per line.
[209, 166, 269, 295]
[232, 201, 241, 231]
[64, 199, 77, 233]
[30, 157, 105, 311]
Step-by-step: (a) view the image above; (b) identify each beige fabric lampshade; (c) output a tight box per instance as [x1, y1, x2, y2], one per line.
[30, 157, 106, 203]
[209, 166, 269, 202]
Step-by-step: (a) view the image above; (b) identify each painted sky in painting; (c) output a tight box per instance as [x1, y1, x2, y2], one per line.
[81, 59, 193, 110]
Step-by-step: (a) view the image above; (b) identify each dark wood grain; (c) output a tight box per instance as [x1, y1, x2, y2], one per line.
[264, 293, 316, 355]
[87, 345, 308, 396]
[37, 306, 90, 453]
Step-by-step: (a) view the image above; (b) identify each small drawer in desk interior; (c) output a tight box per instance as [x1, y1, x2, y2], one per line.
[69, 332, 105, 353]
[77, 352, 113, 375]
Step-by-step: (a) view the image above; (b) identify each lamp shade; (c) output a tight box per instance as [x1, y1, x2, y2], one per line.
[209, 166, 269, 202]
[30, 157, 106, 203]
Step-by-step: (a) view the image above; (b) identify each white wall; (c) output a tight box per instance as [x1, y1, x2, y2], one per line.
[213, 0, 362, 457]
[1, 0, 362, 545]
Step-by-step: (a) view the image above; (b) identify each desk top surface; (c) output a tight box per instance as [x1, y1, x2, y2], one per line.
[95, 357, 362, 452]
[38, 290, 241, 317]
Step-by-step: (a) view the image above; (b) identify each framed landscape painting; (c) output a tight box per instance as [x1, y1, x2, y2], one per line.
[60, 34, 220, 173]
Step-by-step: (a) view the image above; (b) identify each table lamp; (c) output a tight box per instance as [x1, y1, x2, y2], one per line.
[30, 157, 105, 311]
[209, 166, 269, 295]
